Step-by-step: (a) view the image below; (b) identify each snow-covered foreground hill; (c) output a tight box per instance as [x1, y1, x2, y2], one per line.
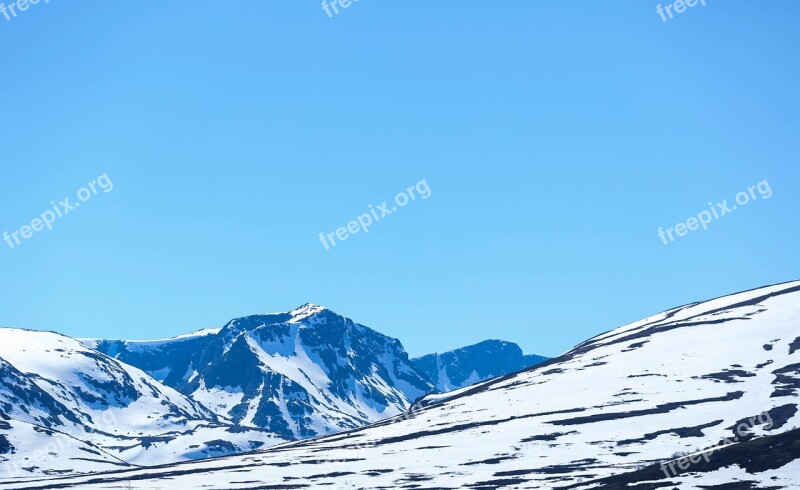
[6, 280, 799, 489]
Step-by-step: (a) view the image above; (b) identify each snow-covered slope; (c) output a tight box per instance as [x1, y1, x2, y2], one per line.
[568, 426, 800, 489]
[0, 329, 214, 429]
[11, 280, 800, 489]
[89, 304, 434, 441]
[412, 339, 548, 391]
[0, 329, 287, 474]
[0, 418, 129, 479]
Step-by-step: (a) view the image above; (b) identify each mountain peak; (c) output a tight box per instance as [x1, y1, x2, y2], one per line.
[288, 303, 329, 321]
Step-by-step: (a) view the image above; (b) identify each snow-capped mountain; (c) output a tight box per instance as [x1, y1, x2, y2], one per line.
[0, 329, 287, 476]
[13, 280, 800, 489]
[0, 329, 214, 428]
[88, 304, 434, 441]
[412, 339, 548, 391]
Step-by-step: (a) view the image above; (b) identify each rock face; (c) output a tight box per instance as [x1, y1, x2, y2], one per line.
[89, 304, 434, 441]
[412, 339, 548, 391]
[85, 329, 220, 384]
[21, 281, 800, 490]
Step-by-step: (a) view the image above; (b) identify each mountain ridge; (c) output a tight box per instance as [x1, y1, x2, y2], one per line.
[14, 280, 800, 488]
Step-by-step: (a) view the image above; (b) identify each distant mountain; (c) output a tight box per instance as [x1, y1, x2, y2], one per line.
[412, 339, 548, 391]
[88, 304, 434, 441]
[29, 281, 800, 489]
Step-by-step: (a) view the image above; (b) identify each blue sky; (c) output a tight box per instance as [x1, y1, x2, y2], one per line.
[1, 1, 798, 358]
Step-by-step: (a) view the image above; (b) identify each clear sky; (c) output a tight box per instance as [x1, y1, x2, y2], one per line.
[1, 1, 798, 358]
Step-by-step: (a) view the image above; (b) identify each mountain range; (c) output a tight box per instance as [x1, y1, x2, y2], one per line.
[4, 280, 799, 489]
[0, 304, 546, 478]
